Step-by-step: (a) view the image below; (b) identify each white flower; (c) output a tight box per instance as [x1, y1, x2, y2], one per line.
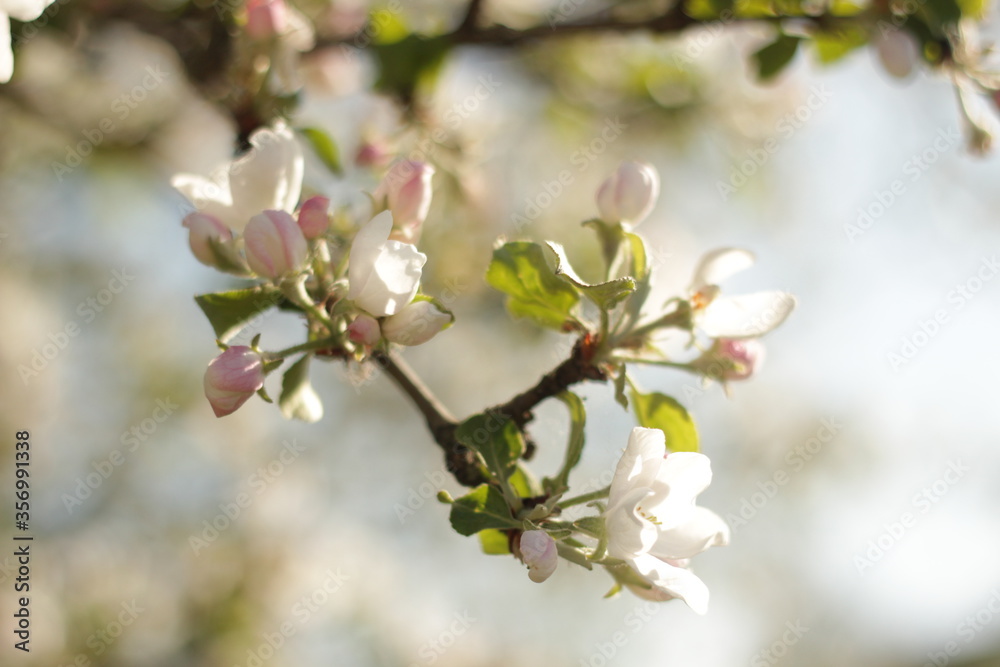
[519, 530, 558, 583]
[596, 161, 660, 227]
[0, 0, 55, 83]
[605, 427, 729, 614]
[171, 124, 303, 231]
[348, 211, 426, 317]
[688, 248, 796, 339]
[381, 301, 451, 346]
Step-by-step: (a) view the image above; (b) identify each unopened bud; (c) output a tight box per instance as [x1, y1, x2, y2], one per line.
[245, 209, 309, 280]
[347, 313, 381, 346]
[297, 195, 330, 239]
[204, 346, 266, 417]
[519, 530, 558, 583]
[595, 161, 660, 226]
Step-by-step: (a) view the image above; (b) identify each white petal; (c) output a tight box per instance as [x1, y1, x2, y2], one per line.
[627, 554, 712, 614]
[608, 427, 665, 509]
[349, 211, 393, 300]
[3, 0, 53, 21]
[700, 291, 796, 339]
[645, 452, 713, 529]
[171, 172, 235, 224]
[0, 13, 12, 84]
[605, 486, 657, 560]
[228, 124, 304, 227]
[649, 506, 730, 560]
[690, 248, 755, 291]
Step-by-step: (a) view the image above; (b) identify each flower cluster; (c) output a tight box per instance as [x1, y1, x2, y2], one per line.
[173, 124, 447, 421]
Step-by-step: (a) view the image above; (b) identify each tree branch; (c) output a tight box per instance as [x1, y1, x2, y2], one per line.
[458, 0, 486, 32]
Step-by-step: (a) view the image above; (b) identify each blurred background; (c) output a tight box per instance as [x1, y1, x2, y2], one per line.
[1, 0, 1000, 665]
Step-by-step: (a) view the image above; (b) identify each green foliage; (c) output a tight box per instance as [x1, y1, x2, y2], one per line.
[547, 242, 636, 310]
[298, 127, 343, 176]
[630, 390, 700, 453]
[373, 33, 452, 101]
[753, 33, 802, 81]
[449, 484, 520, 536]
[195, 287, 282, 343]
[455, 413, 525, 482]
[812, 27, 869, 64]
[551, 392, 587, 491]
[485, 242, 581, 330]
[278, 355, 323, 423]
[478, 529, 512, 555]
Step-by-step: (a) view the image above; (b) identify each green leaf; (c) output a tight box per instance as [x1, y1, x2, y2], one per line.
[630, 390, 699, 453]
[279, 355, 323, 423]
[485, 242, 581, 330]
[298, 127, 342, 176]
[547, 242, 636, 310]
[455, 413, 525, 482]
[924, 0, 962, 24]
[478, 529, 511, 555]
[573, 516, 606, 538]
[613, 366, 629, 410]
[753, 33, 802, 81]
[509, 463, 543, 497]
[449, 484, 519, 536]
[195, 286, 283, 343]
[373, 33, 452, 101]
[553, 391, 586, 490]
[812, 27, 868, 64]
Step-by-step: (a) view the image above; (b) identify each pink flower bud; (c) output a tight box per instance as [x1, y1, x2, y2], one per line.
[381, 301, 451, 346]
[873, 29, 919, 80]
[376, 160, 434, 236]
[697, 338, 765, 381]
[355, 141, 392, 168]
[183, 212, 234, 267]
[347, 313, 381, 346]
[297, 196, 330, 239]
[244, 210, 309, 280]
[203, 346, 266, 417]
[519, 530, 558, 583]
[245, 0, 288, 39]
[596, 161, 660, 226]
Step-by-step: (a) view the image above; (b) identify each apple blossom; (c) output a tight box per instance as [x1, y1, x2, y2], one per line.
[245, 0, 287, 39]
[692, 338, 765, 382]
[348, 313, 381, 346]
[348, 211, 426, 317]
[375, 160, 434, 241]
[596, 161, 660, 227]
[0, 0, 56, 82]
[297, 195, 330, 239]
[204, 346, 266, 417]
[381, 301, 451, 347]
[688, 248, 796, 339]
[172, 124, 303, 231]
[604, 427, 729, 614]
[244, 210, 309, 280]
[182, 212, 234, 268]
[873, 28, 919, 79]
[519, 530, 558, 583]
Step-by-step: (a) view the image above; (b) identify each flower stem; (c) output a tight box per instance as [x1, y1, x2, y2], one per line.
[559, 486, 610, 509]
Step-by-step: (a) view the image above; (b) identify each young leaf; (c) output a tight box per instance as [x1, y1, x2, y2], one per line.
[613, 366, 630, 410]
[195, 286, 283, 343]
[553, 391, 587, 490]
[753, 34, 802, 81]
[298, 127, 343, 176]
[509, 463, 543, 498]
[449, 484, 520, 536]
[485, 241, 581, 330]
[279, 355, 323, 423]
[455, 413, 525, 482]
[547, 242, 636, 310]
[478, 529, 512, 555]
[812, 27, 868, 64]
[630, 390, 699, 452]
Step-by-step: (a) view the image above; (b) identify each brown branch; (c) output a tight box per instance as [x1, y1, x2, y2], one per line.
[458, 0, 486, 32]
[373, 336, 608, 488]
